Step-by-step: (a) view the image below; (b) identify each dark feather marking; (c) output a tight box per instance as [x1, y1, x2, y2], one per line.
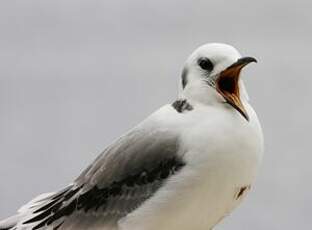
[23, 209, 52, 224]
[51, 186, 72, 201]
[63, 186, 81, 200]
[172, 99, 193, 113]
[24, 186, 81, 226]
[236, 185, 251, 200]
[24, 157, 185, 228]
[32, 219, 48, 230]
[33, 198, 59, 214]
[45, 200, 78, 225]
[181, 67, 188, 88]
[53, 221, 64, 230]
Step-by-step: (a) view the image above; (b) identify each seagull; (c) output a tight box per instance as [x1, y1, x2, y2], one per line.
[0, 43, 263, 230]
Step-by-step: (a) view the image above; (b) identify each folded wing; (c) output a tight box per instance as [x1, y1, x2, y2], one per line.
[0, 105, 185, 230]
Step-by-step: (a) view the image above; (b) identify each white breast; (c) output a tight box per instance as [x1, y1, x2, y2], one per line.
[119, 102, 263, 230]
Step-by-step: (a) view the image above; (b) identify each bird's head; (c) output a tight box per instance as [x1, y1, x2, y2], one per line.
[181, 43, 257, 121]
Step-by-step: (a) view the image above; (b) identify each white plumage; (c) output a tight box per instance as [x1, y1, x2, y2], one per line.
[0, 43, 263, 230]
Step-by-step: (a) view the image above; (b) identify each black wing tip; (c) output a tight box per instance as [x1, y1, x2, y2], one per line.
[22, 157, 186, 229]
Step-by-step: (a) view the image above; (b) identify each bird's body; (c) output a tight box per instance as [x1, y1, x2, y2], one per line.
[0, 43, 263, 230]
[119, 101, 263, 230]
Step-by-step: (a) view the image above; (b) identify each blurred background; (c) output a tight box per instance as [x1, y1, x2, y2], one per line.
[0, 0, 311, 229]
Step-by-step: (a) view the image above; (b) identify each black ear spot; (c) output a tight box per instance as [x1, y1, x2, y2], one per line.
[181, 67, 188, 88]
[198, 58, 214, 72]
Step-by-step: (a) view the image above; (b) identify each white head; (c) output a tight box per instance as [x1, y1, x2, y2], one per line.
[181, 43, 257, 121]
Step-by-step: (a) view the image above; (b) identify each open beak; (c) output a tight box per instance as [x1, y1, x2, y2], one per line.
[216, 57, 257, 121]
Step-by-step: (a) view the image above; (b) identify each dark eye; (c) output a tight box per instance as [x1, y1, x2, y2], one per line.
[198, 58, 214, 72]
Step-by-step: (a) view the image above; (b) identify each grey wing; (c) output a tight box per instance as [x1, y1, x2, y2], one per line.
[9, 110, 185, 229]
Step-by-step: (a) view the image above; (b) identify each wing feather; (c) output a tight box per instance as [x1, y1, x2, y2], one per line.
[2, 105, 185, 230]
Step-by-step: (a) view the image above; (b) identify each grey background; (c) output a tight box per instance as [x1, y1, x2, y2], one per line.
[0, 0, 311, 229]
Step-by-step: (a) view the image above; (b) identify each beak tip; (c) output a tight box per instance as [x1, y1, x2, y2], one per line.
[244, 56, 257, 64]
[229, 57, 258, 69]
